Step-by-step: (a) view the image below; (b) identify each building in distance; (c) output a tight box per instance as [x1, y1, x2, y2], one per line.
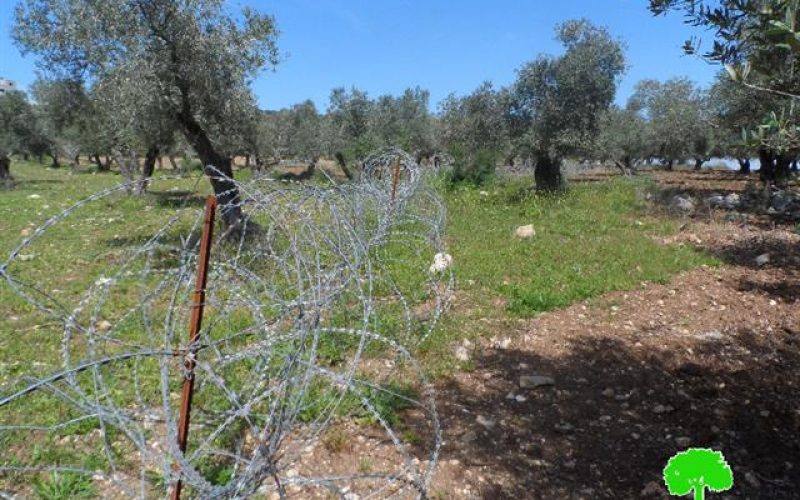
[0, 78, 19, 95]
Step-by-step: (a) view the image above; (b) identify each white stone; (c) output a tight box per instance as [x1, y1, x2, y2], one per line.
[671, 195, 695, 213]
[755, 253, 771, 266]
[429, 252, 453, 273]
[514, 224, 536, 239]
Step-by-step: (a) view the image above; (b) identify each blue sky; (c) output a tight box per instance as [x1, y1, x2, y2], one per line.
[0, 0, 718, 111]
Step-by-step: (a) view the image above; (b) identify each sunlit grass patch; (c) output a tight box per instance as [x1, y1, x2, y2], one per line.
[443, 176, 717, 317]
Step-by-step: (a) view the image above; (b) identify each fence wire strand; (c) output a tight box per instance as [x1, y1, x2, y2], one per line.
[0, 148, 452, 498]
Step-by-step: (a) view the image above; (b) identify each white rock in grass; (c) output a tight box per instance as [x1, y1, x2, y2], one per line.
[429, 252, 453, 273]
[27, 194, 41, 199]
[755, 253, 771, 267]
[96, 320, 113, 332]
[514, 224, 536, 239]
[95, 277, 114, 286]
[671, 195, 695, 213]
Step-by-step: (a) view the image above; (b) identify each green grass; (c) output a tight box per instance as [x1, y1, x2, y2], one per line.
[416, 175, 718, 375]
[0, 159, 719, 491]
[443, 177, 716, 316]
[32, 471, 95, 500]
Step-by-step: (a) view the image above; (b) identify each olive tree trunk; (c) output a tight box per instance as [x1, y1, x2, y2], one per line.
[135, 146, 159, 195]
[776, 153, 791, 187]
[335, 152, 354, 181]
[738, 158, 751, 174]
[759, 147, 776, 186]
[693, 158, 704, 171]
[92, 154, 104, 171]
[175, 107, 244, 231]
[534, 153, 563, 192]
[0, 155, 14, 189]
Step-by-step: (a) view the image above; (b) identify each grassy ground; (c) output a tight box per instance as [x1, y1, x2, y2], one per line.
[0, 159, 717, 495]
[419, 176, 717, 374]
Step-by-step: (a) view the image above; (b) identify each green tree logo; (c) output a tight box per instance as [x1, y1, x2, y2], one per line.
[663, 448, 734, 500]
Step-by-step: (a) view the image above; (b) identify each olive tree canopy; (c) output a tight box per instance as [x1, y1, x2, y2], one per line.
[0, 89, 48, 162]
[628, 78, 711, 169]
[508, 19, 625, 190]
[371, 87, 435, 160]
[593, 105, 650, 175]
[0, 90, 40, 187]
[439, 82, 508, 162]
[709, 70, 788, 172]
[13, 0, 280, 227]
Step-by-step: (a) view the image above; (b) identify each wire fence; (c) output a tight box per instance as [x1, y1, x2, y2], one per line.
[0, 147, 453, 498]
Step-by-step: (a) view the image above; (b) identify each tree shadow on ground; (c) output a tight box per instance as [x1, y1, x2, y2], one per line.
[649, 170, 800, 228]
[700, 230, 800, 302]
[708, 234, 800, 271]
[417, 329, 799, 498]
[738, 277, 800, 302]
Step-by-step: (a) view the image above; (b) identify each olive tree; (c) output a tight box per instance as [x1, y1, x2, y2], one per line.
[371, 87, 436, 161]
[14, 0, 279, 228]
[439, 82, 508, 157]
[0, 89, 49, 172]
[651, 0, 800, 181]
[251, 101, 321, 172]
[709, 70, 788, 173]
[438, 82, 508, 183]
[0, 91, 37, 187]
[91, 69, 178, 194]
[628, 78, 709, 170]
[688, 91, 723, 171]
[322, 87, 377, 178]
[508, 19, 625, 191]
[283, 100, 322, 162]
[30, 78, 95, 170]
[593, 105, 650, 175]
[650, 0, 800, 97]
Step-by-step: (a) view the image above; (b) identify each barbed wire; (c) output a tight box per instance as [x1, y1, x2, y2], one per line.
[0, 148, 453, 498]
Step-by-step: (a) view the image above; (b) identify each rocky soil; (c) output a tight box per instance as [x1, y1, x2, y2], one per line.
[269, 170, 800, 499]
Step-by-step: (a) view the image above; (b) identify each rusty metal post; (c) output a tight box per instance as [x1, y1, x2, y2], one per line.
[171, 195, 216, 500]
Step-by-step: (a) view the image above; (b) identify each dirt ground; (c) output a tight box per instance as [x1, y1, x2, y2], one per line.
[299, 170, 800, 499]
[68, 169, 799, 499]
